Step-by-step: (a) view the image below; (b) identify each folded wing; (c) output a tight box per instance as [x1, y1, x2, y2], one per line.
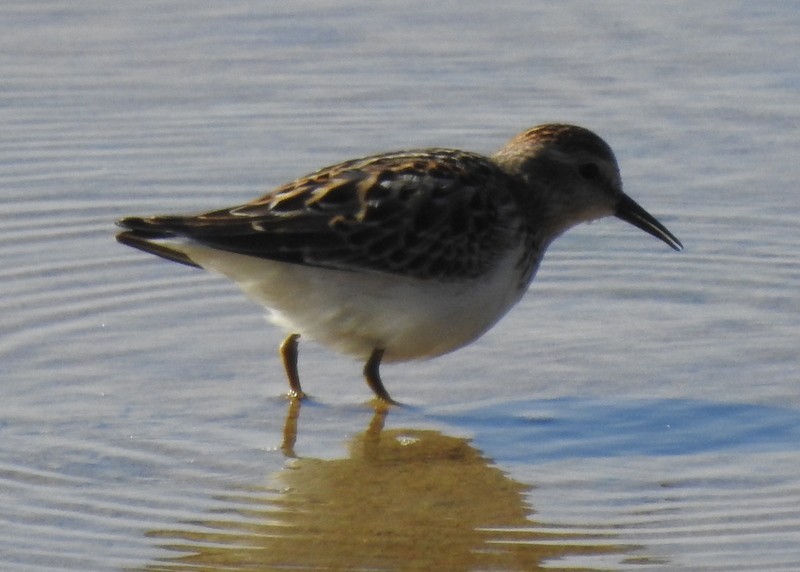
[117, 149, 523, 280]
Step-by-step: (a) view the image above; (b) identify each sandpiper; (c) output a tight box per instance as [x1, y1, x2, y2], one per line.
[117, 123, 682, 404]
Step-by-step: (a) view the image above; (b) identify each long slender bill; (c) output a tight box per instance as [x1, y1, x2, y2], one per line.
[615, 193, 683, 251]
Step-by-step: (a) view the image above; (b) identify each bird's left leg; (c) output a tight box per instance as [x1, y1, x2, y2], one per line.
[363, 348, 397, 405]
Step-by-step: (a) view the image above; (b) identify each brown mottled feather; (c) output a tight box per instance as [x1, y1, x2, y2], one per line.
[117, 149, 527, 280]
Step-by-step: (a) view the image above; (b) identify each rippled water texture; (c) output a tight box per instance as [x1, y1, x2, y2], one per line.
[2, 2, 799, 570]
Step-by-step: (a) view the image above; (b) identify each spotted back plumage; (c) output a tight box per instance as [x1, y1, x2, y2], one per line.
[119, 149, 527, 280]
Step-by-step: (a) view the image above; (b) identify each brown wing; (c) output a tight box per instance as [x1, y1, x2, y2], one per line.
[117, 149, 523, 280]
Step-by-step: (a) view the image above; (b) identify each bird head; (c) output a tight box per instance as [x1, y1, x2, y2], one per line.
[494, 124, 682, 251]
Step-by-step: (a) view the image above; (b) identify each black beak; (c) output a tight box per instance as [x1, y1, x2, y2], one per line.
[615, 193, 683, 251]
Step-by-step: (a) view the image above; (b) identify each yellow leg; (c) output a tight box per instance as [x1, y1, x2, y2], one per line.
[279, 333, 305, 399]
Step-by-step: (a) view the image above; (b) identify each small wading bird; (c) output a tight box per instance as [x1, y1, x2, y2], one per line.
[117, 124, 682, 404]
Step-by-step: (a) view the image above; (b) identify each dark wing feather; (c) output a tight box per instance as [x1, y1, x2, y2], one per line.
[116, 149, 523, 280]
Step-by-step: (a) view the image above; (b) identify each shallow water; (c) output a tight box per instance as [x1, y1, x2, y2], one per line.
[2, 1, 799, 570]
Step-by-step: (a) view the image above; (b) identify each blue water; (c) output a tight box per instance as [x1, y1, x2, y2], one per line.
[1, 1, 799, 570]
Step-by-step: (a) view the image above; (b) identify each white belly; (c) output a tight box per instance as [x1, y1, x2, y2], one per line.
[177, 243, 535, 362]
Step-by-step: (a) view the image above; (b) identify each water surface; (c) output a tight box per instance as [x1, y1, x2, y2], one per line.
[1, 2, 799, 570]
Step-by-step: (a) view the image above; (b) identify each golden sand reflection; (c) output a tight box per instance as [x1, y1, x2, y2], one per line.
[144, 402, 624, 571]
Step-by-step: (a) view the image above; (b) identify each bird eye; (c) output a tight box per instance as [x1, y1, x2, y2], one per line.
[578, 162, 601, 180]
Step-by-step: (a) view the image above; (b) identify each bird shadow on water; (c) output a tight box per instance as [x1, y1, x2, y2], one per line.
[139, 399, 632, 572]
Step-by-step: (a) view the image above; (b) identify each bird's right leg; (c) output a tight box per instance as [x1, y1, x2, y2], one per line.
[279, 333, 305, 399]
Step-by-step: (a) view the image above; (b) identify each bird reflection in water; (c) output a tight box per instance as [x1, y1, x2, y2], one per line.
[143, 401, 628, 571]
